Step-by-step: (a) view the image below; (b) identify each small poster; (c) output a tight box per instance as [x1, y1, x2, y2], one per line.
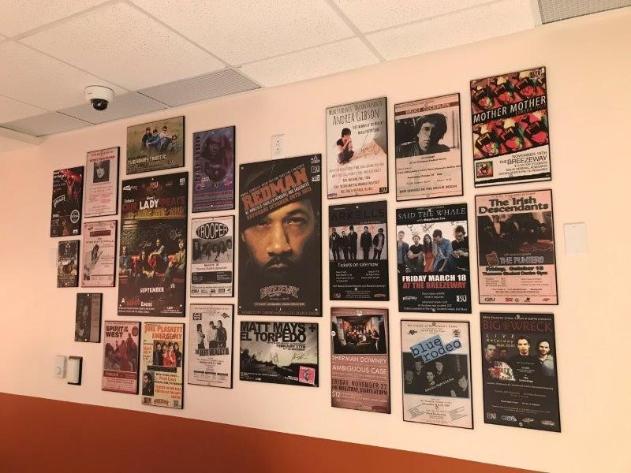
[481, 312, 560, 432]
[75, 293, 102, 343]
[50, 166, 84, 237]
[102, 321, 140, 394]
[57, 240, 80, 288]
[329, 201, 389, 300]
[191, 216, 234, 297]
[331, 308, 390, 413]
[126, 116, 184, 174]
[326, 97, 388, 199]
[188, 304, 233, 388]
[82, 220, 117, 287]
[84, 147, 119, 217]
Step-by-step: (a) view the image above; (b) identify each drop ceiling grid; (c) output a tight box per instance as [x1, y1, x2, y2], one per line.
[0, 95, 48, 123]
[538, 0, 631, 23]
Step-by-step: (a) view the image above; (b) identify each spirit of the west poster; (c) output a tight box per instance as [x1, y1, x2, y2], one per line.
[102, 320, 140, 394]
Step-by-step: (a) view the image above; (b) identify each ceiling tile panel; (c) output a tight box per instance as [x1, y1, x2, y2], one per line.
[59, 92, 166, 125]
[0, 95, 47, 123]
[20, 2, 225, 90]
[539, 0, 631, 23]
[2, 112, 90, 136]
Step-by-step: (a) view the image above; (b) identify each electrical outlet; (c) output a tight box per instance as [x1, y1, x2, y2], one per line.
[271, 134, 284, 159]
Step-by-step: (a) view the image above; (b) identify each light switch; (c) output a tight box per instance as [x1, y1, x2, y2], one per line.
[271, 134, 284, 159]
[55, 355, 67, 378]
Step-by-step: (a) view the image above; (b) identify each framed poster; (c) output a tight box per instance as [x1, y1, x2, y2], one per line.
[329, 201, 389, 300]
[75, 293, 102, 343]
[191, 215, 234, 297]
[240, 321, 318, 387]
[476, 189, 558, 304]
[84, 146, 119, 217]
[141, 322, 184, 409]
[192, 126, 235, 212]
[102, 321, 140, 394]
[395, 93, 463, 200]
[331, 308, 390, 413]
[238, 155, 322, 316]
[82, 219, 117, 287]
[481, 312, 560, 432]
[471, 66, 551, 186]
[126, 116, 184, 174]
[188, 304, 234, 388]
[57, 240, 80, 288]
[396, 204, 471, 313]
[326, 97, 388, 199]
[50, 166, 84, 237]
[401, 320, 473, 429]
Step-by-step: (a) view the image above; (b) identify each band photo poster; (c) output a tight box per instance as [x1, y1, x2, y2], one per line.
[141, 322, 184, 409]
[102, 320, 140, 394]
[57, 240, 80, 288]
[240, 321, 319, 387]
[188, 304, 233, 388]
[118, 172, 188, 316]
[396, 204, 471, 313]
[476, 189, 558, 305]
[82, 220, 117, 287]
[395, 93, 463, 200]
[74, 293, 102, 343]
[238, 154, 322, 316]
[126, 116, 184, 175]
[84, 147, 119, 217]
[471, 66, 551, 186]
[50, 166, 84, 237]
[329, 201, 389, 301]
[481, 312, 560, 432]
[326, 97, 388, 199]
[191, 216, 234, 297]
[192, 126, 235, 212]
[401, 320, 473, 429]
[331, 308, 390, 414]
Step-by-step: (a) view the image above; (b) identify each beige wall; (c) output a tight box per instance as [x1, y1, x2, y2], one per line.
[1, 8, 630, 472]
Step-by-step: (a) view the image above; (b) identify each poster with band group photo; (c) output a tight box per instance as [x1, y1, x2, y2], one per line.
[82, 220, 117, 287]
[57, 240, 80, 288]
[102, 320, 140, 394]
[126, 116, 184, 175]
[50, 166, 84, 237]
[84, 147, 119, 217]
[191, 216, 234, 297]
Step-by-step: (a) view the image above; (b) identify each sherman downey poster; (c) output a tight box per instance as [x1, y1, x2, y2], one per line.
[82, 219, 117, 287]
[84, 147, 119, 217]
[471, 67, 551, 186]
[57, 240, 80, 288]
[396, 204, 471, 313]
[402, 320, 472, 429]
[191, 216, 234, 297]
[118, 172, 188, 316]
[481, 312, 560, 432]
[238, 155, 321, 316]
[50, 166, 84, 237]
[476, 189, 557, 305]
[394, 93, 463, 200]
[329, 201, 388, 301]
[102, 321, 140, 394]
[126, 116, 184, 175]
[331, 308, 390, 413]
[326, 97, 388, 199]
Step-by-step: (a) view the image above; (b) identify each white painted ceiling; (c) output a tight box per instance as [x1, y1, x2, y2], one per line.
[0, 0, 629, 139]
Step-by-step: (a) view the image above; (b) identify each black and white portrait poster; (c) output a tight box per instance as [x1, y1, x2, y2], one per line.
[192, 126, 235, 212]
[396, 204, 471, 313]
[50, 166, 84, 237]
[481, 312, 560, 432]
[240, 321, 318, 387]
[188, 304, 233, 389]
[82, 220, 117, 287]
[191, 216, 234, 297]
[395, 93, 463, 200]
[75, 293, 102, 343]
[126, 116, 184, 175]
[57, 240, 80, 288]
[401, 320, 472, 429]
[102, 321, 140, 394]
[329, 201, 388, 300]
[326, 97, 388, 199]
[84, 147, 119, 217]
[238, 155, 321, 316]
[118, 172, 188, 316]
[471, 67, 551, 186]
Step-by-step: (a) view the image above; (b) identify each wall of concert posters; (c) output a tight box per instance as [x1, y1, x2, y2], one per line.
[50, 166, 84, 237]
[74, 293, 102, 343]
[102, 321, 140, 394]
[84, 147, 119, 217]
[191, 216, 234, 297]
[82, 220, 117, 287]
[126, 116, 185, 174]
[57, 240, 80, 288]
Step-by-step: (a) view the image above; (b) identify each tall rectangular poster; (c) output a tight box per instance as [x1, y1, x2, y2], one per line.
[401, 320, 473, 429]
[329, 201, 389, 300]
[396, 204, 471, 313]
[191, 216, 234, 297]
[331, 308, 390, 413]
[238, 155, 321, 316]
[476, 189, 557, 304]
[188, 304, 234, 388]
[192, 126, 235, 212]
[326, 97, 388, 199]
[141, 322, 184, 409]
[126, 116, 184, 174]
[84, 147, 119, 217]
[471, 66, 550, 186]
[57, 240, 80, 288]
[102, 320, 140, 394]
[118, 172, 188, 316]
[481, 312, 560, 432]
[394, 93, 463, 200]
[82, 220, 117, 287]
[74, 293, 102, 343]
[50, 166, 84, 237]
[240, 321, 319, 387]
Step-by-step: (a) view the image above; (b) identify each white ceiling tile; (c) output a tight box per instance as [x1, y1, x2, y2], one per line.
[539, 0, 631, 23]
[241, 38, 379, 87]
[367, 0, 537, 60]
[20, 2, 225, 90]
[130, 0, 354, 65]
[59, 92, 166, 125]
[0, 41, 125, 111]
[2, 112, 90, 136]
[0, 95, 47, 123]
